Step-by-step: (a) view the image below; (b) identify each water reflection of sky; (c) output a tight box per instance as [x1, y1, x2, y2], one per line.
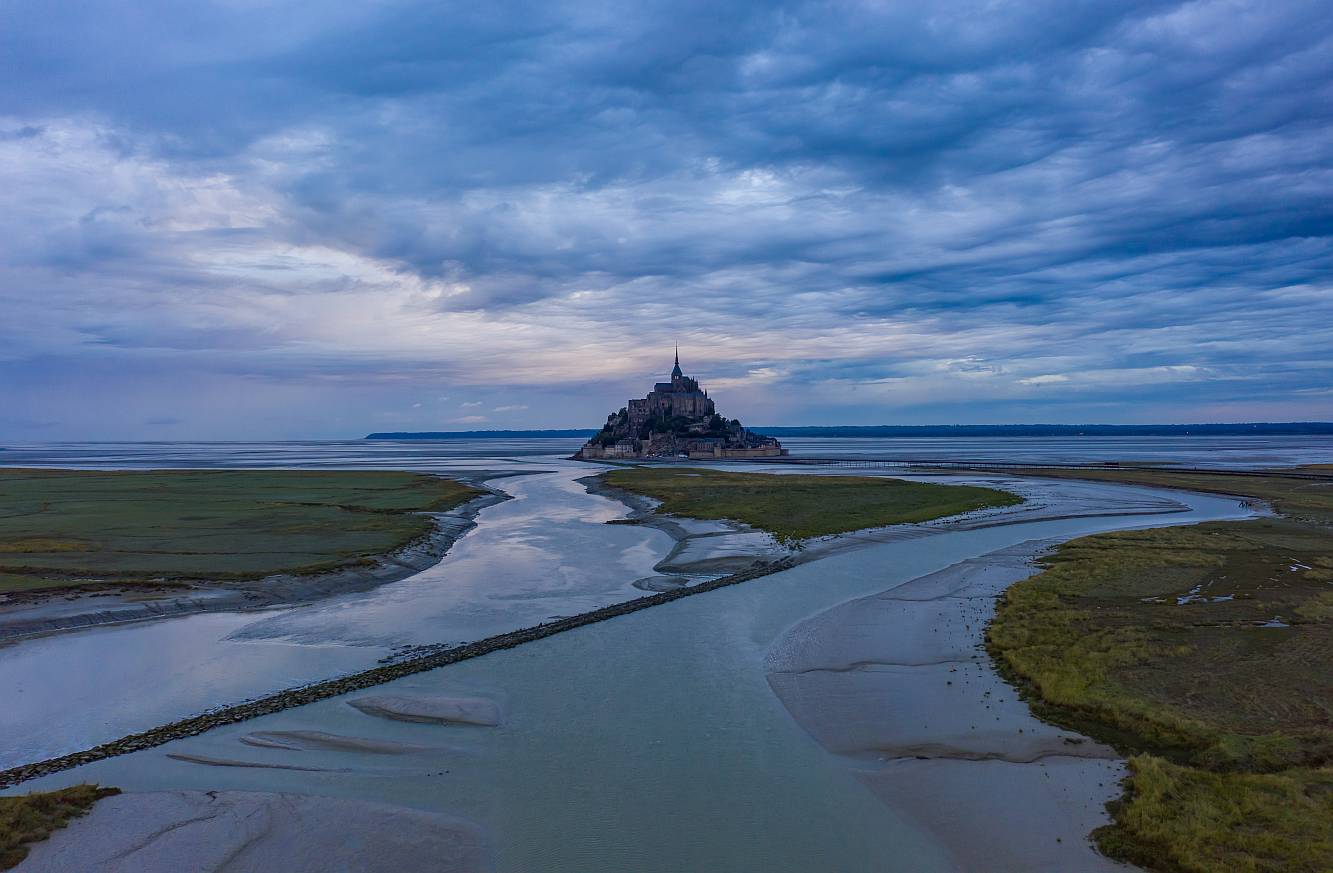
[0, 452, 674, 768]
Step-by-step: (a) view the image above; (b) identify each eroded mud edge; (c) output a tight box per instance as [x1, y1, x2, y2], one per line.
[0, 472, 528, 643]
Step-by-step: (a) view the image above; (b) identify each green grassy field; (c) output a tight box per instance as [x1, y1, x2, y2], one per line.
[0, 469, 480, 594]
[0, 785, 119, 869]
[987, 469, 1333, 872]
[601, 467, 1021, 543]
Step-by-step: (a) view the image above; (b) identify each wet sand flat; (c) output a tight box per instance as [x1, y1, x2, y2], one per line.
[766, 541, 1145, 871]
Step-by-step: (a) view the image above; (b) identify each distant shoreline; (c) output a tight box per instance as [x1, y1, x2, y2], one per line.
[366, 421, 1333, 440]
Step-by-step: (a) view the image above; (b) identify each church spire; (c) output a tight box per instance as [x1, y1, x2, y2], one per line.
[671, 346, 683, 379]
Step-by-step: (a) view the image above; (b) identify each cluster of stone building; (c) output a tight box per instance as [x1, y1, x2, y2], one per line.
[575, 351, 786, 460]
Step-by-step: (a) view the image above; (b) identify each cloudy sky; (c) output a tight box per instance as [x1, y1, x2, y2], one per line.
[3, 0, 1331, 439]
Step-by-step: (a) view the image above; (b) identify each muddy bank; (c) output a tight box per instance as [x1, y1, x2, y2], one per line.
[16, 790, 491, 873]
[238, 730, 443, 754]
[766, 540, 1140, 871]
[581, 474, 796, 576]
[0, 473, 517, 643]
[348, 693, 502, 726]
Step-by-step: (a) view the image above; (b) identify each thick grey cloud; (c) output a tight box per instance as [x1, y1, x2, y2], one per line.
[1, 0, 1331, 438]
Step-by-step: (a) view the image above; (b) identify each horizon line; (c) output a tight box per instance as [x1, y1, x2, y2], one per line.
[363, 421, 1333, 439]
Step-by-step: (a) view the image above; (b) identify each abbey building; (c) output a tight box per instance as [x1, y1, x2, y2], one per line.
[575, 351, 785, 460]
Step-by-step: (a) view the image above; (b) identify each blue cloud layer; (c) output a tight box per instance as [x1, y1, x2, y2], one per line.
[1, 0, 1330, 438]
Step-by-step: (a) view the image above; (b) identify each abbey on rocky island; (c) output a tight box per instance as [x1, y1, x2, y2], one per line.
[575, 350, 786, 460]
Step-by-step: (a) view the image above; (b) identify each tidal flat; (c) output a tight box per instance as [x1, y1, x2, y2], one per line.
[2, 461, 1255, 872]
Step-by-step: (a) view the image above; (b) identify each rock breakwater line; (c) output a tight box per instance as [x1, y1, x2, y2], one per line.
[0, 556, 796, 789]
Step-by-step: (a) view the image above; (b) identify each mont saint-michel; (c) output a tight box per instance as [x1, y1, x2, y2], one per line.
[575, 351, 785, 460]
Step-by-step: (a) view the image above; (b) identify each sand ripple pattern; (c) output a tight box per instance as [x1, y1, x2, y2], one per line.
[17, 790, 491, 873]
[767, 541, 1134, 873]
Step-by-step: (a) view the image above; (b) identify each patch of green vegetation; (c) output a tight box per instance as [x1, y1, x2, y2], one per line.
[988, 468, 1333, 872]
[0, 784, 119, 870]
[0, 469, 481, 594]
[602, 467, 1021, 543]
[1098, 757, 1332, 873]
[990, 519, 1333, 770]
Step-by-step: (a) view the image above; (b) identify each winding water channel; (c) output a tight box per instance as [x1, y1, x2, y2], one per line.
[0, 458, 674, 768]
[0, 441, 1265, 871]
